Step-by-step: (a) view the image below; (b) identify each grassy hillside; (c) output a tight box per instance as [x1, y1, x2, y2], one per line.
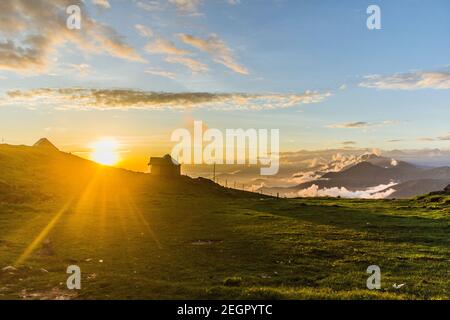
[0, 144, 448, 300]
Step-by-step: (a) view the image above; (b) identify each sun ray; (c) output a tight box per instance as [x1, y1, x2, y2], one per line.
[14, 197, 76, 266]
[124, 190, 162, 250]
[14, 171, 102, 266]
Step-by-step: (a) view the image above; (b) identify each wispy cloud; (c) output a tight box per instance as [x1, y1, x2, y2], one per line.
[327, 120, 398, 129]
[168, 0, 202, 14]
[0, 0, 144, 73]
[327, 121, 369, 129]
[92, 0, 111, 9]
[67, 63, 92, 76]
[359, 71, 450, 90]
[145, 38, 190, 55]
[3, 88, 331, 111]
[135, 24, 154, 38]
[418, 132, 450, 142]
[143, 35, 208, 73]
[418, 137, 436, 142]
[178, 33, 249, 75]
[145, 68, 177, 79]
[135, 0, 164, 11]
[136, 0, 238, 13]
[438, 132, 450, 141]
[165, 56, 209, 73]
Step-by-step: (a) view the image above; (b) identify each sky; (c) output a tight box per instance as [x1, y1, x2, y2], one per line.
[0, 0, 449, 171]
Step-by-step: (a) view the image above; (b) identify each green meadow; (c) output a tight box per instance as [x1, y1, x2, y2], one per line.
[0, 144, 448, 299]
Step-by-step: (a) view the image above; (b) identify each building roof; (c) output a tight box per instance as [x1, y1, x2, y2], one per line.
[148, 154, 180, 166]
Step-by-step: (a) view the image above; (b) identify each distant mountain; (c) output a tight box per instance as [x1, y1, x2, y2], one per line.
[260, 155, 450, 199]
[381, 179, 450, 199]
[33, 137, 59, 151]
[321, 160, 425, 184]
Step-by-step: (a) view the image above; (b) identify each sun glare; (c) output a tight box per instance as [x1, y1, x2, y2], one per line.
[90, 138, 120, 166]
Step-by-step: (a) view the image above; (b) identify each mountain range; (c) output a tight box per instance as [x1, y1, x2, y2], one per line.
[260, 155, 450, 199]
[2, 140, 449, 200]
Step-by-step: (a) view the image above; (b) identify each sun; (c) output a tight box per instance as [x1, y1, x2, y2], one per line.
[90, 138, 120, 166]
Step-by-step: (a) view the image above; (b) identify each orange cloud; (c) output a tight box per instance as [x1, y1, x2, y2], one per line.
[3, 88, 331, 111]
[0, 0, 144, 73]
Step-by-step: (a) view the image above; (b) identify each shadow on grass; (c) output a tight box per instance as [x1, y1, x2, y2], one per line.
[245, 198, 450, 249]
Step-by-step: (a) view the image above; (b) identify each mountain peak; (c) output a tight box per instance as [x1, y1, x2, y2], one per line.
[33, 138, 59, 151]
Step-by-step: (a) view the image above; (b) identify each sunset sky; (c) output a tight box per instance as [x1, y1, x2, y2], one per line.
[0, 0, 449, 171]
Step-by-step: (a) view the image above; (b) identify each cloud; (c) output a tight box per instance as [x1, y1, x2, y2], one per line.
[165, 56, 209, 73]
[342, 141, 356, 146]
[92, 0, 111, 9]
[289, 171, 322, 185]
[438, 133, 450, 141]
[178, 33, 249, 75]
[3, 88, 331, 111]
[136, 0, 238, 13]
[145, 68, 177, 79]
[0, 0, 144, 73]
[327, 120, 398, 129]
[327, 122, 369, 129]
[143, 36, 208, 73]
[145, 38, 190, 55]
[418, 132, 450, 142]
[68, 63, 91, 76]
[135, 0, 163, 11]
[359, 71, 450, 90]
[294, 183, 397, 199]
[300, 151, 382, 175]
[135, 24, 154, 38]
[418, 137, 436, 142]
[168, 0, 202, 13]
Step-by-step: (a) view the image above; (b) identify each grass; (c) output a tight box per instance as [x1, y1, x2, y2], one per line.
[0, 144, 449, 300]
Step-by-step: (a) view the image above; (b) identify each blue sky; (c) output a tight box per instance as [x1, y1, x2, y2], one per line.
[0, 0, 449, 170]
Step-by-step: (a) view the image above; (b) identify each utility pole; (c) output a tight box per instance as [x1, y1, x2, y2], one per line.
[213, 163, 216, 183]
